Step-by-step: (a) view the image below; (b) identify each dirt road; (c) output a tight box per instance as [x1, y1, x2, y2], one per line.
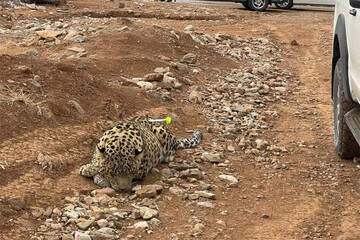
[0, 1, 359, 239]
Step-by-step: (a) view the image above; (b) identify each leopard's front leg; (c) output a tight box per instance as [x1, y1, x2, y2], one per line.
[79, 163, 99, 178]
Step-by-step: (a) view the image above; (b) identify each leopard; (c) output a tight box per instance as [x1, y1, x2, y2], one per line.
[79, 115, 202, 191]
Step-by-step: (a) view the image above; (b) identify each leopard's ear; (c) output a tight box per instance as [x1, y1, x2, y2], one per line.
[97, 145, 105, 153]
[97, 136, 108, 153]
[98, 146, 105, 153]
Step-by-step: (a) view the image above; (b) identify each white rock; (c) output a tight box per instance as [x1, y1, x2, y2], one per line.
[184, 25, 195, 32]
[97, 219, 108, 228]
[139, 207, 158, 220]
[169, 186, 186, 196]
[189, 91, 203, 104]
[274, 87, 286, 92]
[216, 220, 226, 226]
[134, 221, 149, 228]
[74, 232, 91, 240]
[71, 35, 86, 43]
[64, 210, 79, 219]
[197, 201, 215, 209]
[68, 47, 86, 53]
[64, 30, 80, 41]
[202, 153, 221, 163]
[136, 81, 153, 90]
[219, 174, 239, 184]
[98, 227, 115, 235]
[149, 218, 161, 226]
[194, 191, 216, 199]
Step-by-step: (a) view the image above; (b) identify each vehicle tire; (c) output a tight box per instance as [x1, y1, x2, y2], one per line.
[247, 0, 269, 11]
[275, 0, 293, 9]
[333, 59, 360, 159]
[242, 2, 250, 9]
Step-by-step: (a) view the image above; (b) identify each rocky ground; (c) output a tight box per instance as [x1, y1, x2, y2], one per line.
[1, 0, 359, 240]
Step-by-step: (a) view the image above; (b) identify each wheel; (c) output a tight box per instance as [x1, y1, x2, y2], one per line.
[247, 0, 269, 11]
[333, 59, 360, 159]
[275, 0, 293, 9]
[242, 2, 249, 9]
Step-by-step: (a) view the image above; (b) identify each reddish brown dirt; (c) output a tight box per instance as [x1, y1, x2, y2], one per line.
[1, 1, 359, 240]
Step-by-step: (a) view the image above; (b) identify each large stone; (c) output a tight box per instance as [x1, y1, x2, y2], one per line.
[194, 191, 216, 200]
[77, 220, 93, 230]
[134, 221, 149, 228]
[36, 30, 62, 40]
[169, 162, 192, 171]
[91, 188, 116, 197]
[175, 62, 188, 72]
[64, 210, 79, 219]
[97, 227, 115, 235]
[74, 232, 91, 240]
[68, 47, 86, 53]
[15, 50, 39, 59]
[139, 207, 158, 220]
[160, 167, 173, 179]
[202, 153, 221, 163]
[90, 231, 114, 240]
[136, 81, 153, 90]
[143, 73, 163, 82]
[97, 219, 108, 228]
[28, 79, 44, 94]
[135, 189, 155, 198]
[197, 201, 215, 209]
[179, 168, 203, 180]
[64, 30, 80, 41]
[193, 223, 205, 234]
[31, 207, 45, 218]
[131, 209, 141, 219]
[8, 197, 28, 211]
[61, 234, 73, 240]
[149, 218, 161, 226]
[169, 186, 186, 196]
[189, 91, 203, 104]
[71, 35, 86, 43]
[255, 139, 268, 150]
[219, 174, 238, 184]
[181, 53, 197, 64]
[154, 67, 169, 74]
[133, 185, 163, 198]
[184, 25, 195, 32]
[69, 100, 85, 115]
[18, 65, 33, 74]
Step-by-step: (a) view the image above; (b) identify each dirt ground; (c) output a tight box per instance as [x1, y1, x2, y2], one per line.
[1, 0, 359, 239]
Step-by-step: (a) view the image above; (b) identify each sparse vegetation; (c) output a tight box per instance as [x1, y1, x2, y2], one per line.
[0, 87, 34, 106]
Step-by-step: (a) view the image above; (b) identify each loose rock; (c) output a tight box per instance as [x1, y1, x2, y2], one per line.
[143, 73, 163, 82]
[139, 207, 158, 220]
[74, 231, 91, 240]
[134, 221, 149, 228]
[219, 174, 239, 184]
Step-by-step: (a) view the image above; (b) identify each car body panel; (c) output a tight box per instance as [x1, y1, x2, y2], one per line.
[333, 0, 360, 103]
[347, 2, 360, 103]
[221, 0, 286, 3]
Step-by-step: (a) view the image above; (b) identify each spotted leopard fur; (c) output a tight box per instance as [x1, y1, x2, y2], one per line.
[79, 116, 202, 190]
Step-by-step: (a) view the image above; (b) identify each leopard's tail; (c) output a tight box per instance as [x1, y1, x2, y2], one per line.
[176, 129, 203, 149]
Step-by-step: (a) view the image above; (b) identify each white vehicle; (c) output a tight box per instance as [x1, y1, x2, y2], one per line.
[332, 0, 360, 158]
